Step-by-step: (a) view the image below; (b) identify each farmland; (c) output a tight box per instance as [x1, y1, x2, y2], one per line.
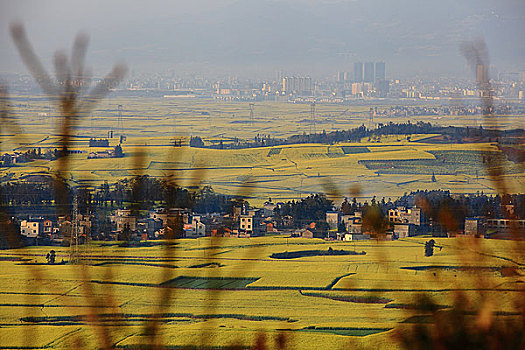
[2, 96, 524, 205]
[0, 236, 523, 349]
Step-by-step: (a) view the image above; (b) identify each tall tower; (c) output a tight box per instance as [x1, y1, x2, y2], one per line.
[353, 62, 363, 82]
[368, 107, 374, 130]
[337, 72, 345, 83]
[476, 64, 488, 84]
[69, 191, 79, 264]
[310, 102, 316, 134]
[249, 103, 255, 126]
[117, 104, 123, 136]
[364, 62, 375, 83]
[375, 62, 386, 83]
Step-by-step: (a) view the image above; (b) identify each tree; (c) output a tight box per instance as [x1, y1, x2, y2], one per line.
[46, 250, 56, 264]
[189, 136, 205, 148]
[114, 144, 123, 157]
[362, 202, 389, 236]
[118, 223, 132, 242]
[425, 239, 435, 257]
[341, 198, 352, 215]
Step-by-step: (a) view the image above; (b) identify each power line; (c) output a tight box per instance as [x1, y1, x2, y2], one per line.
[249, 103, 255, 127]
[310, 102, 316, 134]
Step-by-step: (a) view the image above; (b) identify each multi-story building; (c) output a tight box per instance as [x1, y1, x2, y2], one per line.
[388, 207, 421, 226]
[353, 62, 363, 82]
[375, 62, 386, 83]
[337, 71, 350, 83]
[326, 211, 339, 230]
[282, 76, 312, 95]
[464, 217, 486, 236]
[341, 212, 362, 234]
[110, 209, 137, 232]
[186, 215, 206, 238]
[364, 62, 375, 83]
[239, 215, 253, 233]
[486, 219, 525, 235]
[20, 220, 41, 238]
[394, 224, 416, 238]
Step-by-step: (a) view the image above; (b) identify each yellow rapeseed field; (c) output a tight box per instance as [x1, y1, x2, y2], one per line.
[0, 236, 523, 349]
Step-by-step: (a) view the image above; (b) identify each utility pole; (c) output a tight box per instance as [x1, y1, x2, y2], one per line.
[368, 107, 374, 130]
[117, 104, 123, 136]
[310, 102, 316, 134]
[249, 103, 255, 127]
[69, 191, 79, 264]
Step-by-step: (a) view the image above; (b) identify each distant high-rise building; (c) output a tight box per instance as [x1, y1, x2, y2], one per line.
[337, 71, 350, 83]
[364, 62, 375, 83]
[353, 62, 363, 82]
[476, 64, 488, 84]
[282, 76, 312, 95]
[375, 62, 386, 83]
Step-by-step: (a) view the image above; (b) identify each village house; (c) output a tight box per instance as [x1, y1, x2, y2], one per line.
[394, 223, 416, 238]
[388, 206, 421, 226]
[292, 228, 314, 238]
[20, 219, 41, 238]
[339, 233, 371, 241]
[262, 201, 276, 217]
[341, 212, 362, 234]
[109, 209, 137, 233]
[1, 152, 30, 166]
[137, 217, 164, 239]
[184, 215, 206, 238]
[326, 211, 339, 230]
[464, 217, 487, 237]
[486, 218, 525, 238]
[149, 209, 168, 225]
[87, 144, 123, 159]
[56, 214, 93, 243]
[239, 214, 253, 234]
[42, 219, 54, 236]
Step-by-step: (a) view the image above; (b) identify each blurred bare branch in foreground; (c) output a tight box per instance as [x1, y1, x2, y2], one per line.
[460, 38, 508, 195]
[394, 37, 525, 349]
[10, 22, 127, 217]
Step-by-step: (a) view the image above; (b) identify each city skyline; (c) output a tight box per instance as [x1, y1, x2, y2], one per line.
[1, 0, 524, 80]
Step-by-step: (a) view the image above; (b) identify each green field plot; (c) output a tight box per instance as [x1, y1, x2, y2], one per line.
[296, 326, 392, 337]
[359, 149, 523, 176]
[270, 249, 366, 259]
[159, 276, 260, 289]
[341, 146, 370, 154]
[267, 147, 282, 156]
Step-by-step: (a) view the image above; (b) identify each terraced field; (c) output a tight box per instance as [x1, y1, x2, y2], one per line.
[0, 236, 523, 349]
[2, 139, 523, 205]
[2, 96, 524, 205]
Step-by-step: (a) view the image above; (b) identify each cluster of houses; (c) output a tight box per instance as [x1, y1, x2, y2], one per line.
[0, 149, 55, 166]
[19, 214, 92, 245]
[87, 144, 123, 159]
[0, 148, 86, 167]
[15, 201, 525, 245]
[290, 206, 423, 241]
[297, 206, 524, 241]
[1, 152, 33, 166]
[16, 202, 279, 245]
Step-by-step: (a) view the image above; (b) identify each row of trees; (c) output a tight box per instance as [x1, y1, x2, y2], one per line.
[189, 121, 524, 150]
[1, 176, 237, 216]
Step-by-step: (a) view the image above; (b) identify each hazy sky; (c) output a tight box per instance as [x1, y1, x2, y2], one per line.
[1, 0, 524, 79]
